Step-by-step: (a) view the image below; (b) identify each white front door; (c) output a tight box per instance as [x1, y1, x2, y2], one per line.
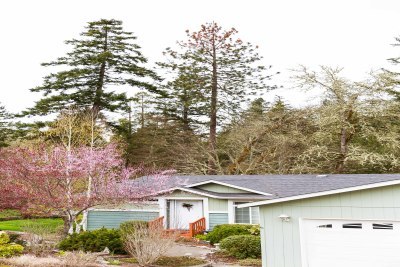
[169, 200, 203, 229]
[301, 219, 400, 267]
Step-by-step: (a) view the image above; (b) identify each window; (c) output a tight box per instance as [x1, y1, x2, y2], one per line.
[317, 224, 332, 228]
[373, 223, 393, 230]
[343, 223, 362, 229]
[234, 202, 259, 224]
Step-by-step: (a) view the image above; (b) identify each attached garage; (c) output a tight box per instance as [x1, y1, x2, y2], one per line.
[238, 175, 400, 267]
[300, 219, 400, 267]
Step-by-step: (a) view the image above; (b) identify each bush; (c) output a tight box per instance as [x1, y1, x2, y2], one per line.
[205, 224, 254, 244]
[220, 235, 261, 259]
[119, 220, 148, 240]
[58, 228, 124, 254]
[0, 233, 24, 258]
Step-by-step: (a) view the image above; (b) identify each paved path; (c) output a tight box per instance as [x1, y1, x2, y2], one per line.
[164, 243, 243, 266]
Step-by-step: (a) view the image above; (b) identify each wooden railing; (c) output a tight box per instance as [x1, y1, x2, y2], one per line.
[148, 216, 164, 230]
[188, 217, 206, 237]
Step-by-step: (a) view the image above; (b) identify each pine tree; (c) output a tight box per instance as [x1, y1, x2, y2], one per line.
[159, 22, 277, 174]
[0, 104, 10, 147]
[26, 19, 160, 117]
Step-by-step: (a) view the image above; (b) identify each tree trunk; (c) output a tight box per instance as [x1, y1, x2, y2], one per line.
[93, 26, 108, 115]
[63, 213, 76, 236]
[208, 32, 218, 175]
[336, 127, 348, 173]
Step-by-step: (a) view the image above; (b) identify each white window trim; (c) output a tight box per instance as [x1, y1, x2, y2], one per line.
[231, 201, 259, 224]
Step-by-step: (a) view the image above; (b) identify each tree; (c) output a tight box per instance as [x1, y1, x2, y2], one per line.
[0, 103, 11, 147]
[291, 66, 400, 173]
[159, 22, 276, 174]
[26, 19, 160, 117]
[382, 36, 400, 98]
[0, 144, 171, 234]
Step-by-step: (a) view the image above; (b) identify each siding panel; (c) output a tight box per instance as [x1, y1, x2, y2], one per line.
[209, 213, 229, 230]
[87, 210, 159, 230]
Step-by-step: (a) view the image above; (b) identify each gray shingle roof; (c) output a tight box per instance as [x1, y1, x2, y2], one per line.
[167, 174, 400, 200]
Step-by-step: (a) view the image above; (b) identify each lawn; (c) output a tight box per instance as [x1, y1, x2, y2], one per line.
[0, 218, 63, 232]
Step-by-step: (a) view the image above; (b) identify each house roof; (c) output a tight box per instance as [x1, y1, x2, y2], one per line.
[157, 174, 400, 201]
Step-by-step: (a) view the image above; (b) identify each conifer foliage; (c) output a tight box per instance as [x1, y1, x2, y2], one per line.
[27, 19, 159, 116]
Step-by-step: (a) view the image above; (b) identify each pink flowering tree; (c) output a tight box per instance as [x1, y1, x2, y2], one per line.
[0, 144, 171, 234]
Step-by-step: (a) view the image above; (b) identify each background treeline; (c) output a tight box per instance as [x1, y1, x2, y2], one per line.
[1, 19, 400, 175]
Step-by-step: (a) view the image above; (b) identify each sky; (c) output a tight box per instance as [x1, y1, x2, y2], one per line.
[1, 0, 400, 114]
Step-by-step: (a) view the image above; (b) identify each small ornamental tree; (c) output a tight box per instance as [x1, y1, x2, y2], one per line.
[0, 144, 171, 234]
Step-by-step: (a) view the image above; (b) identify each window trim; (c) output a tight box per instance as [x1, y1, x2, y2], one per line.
[233, 202, 259, 224]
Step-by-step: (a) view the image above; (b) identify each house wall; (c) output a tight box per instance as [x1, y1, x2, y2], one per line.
[196, 183, 249, 193]
[87, 210, 159, 230]
[259, 184, 400, 267]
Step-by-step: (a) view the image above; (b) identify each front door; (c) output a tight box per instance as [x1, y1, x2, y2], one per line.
[169, 200, 203, 229]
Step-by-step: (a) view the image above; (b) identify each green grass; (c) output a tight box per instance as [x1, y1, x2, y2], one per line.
[0, 218, 63, 232]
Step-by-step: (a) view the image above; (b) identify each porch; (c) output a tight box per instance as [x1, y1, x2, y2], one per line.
[149, 216, 206, 238]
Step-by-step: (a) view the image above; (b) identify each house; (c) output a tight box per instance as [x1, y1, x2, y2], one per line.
[238, 174, 400, 267]
[85, 175, 271, 233]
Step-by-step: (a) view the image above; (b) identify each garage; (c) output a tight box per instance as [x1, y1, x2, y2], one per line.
[237, 174, 400, 267]
[300, 219, 400, 267]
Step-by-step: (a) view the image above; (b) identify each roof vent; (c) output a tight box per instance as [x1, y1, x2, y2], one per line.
[316, 174, 328, 178]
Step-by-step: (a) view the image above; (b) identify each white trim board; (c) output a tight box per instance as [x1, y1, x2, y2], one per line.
[238, 179, 400, 208]
[185, 180, 272, 196]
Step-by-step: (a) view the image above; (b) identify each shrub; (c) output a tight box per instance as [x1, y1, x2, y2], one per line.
[0, 233, 24, 258]
[220, 235, 261, 259]
[122, 221, 178, 266]
[0, 233, 10, 245]
[119, 220, 148, 240]
[58, 228, 124, 254]
[205, 224, 254, 244]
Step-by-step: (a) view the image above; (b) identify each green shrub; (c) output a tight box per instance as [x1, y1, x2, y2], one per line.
[205, 224, 254, 244]
[0, 233, 24, 258]
[220, 235, 261, 259]
[0, 233, 10, 245]
[58, 228, 125, 254]
[194, 234, 207, 241]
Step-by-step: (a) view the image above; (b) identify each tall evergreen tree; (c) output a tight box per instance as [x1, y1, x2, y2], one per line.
[26, 19, 160, 117]
[0, 103, 11, 147]
[159, 22, 276, 174]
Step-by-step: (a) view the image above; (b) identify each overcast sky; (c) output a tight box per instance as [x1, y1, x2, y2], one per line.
[1, 0, 400, 114]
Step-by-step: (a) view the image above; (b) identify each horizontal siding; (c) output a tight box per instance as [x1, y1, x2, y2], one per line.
[209, 213, 229, 230]
[260, 184, 400, 267]
[209, 198, 228, 212]
[197, 183, 249, 193]
[167, 190, 203, 198]
[87, 210, 159, 230]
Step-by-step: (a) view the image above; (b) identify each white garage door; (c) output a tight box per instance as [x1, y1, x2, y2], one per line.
[301, 219, 400, 267]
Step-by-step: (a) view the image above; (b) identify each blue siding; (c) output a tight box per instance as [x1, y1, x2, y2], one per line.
[87, 210, 159, 230]
[209, 213, 229, 230]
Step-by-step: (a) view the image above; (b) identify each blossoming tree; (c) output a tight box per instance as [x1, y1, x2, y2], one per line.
[0, 144, 171, 234]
